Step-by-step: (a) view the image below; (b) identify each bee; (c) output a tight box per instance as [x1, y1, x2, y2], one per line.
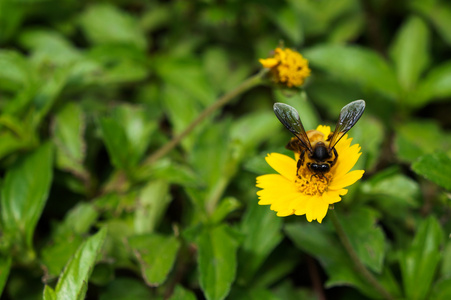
[273, 100, 366, 178]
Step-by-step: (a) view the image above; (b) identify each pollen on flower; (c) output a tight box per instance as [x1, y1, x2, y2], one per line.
[259, 47, 311, 88]
[295, 168, 332, 196]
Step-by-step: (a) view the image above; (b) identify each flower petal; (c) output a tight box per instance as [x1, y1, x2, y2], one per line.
[322, 190, 343, 204]
[269, 193, 300, 212]
[291, 194, 312, 216]
[333, 144, 362, 179]
[303, 195, 328, 223]
[265, 153, 297, 181]
[329, 170, 365, 190]
[312, 200, 329, 223]
[276, 209, 295, 217]
[339, 189, 348, 196]
[303, 195, 317, 222]
[256, 174, 295, 191]
[316, 125, 331, 137]
[259, 58, 279, 68]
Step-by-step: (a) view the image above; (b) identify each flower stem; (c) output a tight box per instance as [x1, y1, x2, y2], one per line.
[142, 69, 268, 167]
[329, 210, 394, 300]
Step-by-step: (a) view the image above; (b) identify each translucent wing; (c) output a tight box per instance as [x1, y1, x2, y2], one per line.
[273, 103, 313, 153]
[328, 100, 366, 149]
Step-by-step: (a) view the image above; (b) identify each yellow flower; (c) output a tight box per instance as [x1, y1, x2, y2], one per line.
[259, 47, 311, 87]
[256, 125, 364, 223]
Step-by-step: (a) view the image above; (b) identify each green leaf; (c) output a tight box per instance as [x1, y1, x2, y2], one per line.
[414, 61, 451, 107]
[99, 117, 130, 170]
[287, 0, 360, 37]
[268, 6, 304, 45]
[285, 221, 401, 298]
[338, 116, 385, 174]
[133, 180, 171, 234]
[431, 278, 451, 300]
[400, 216, 443, 300]
[328, 14, 364, 43]
[161, 84, 203, 151]
[41, 202, 99, 276]
[0, 142, 53, 257]
[18, 29, 81, 67]
[140, 3, 171, 32]
[237, 200, 283, 285]
[340, 207, 386, 273]
[228, 287, 279, 300]
[0, 1, 25, 43]
[412, 152, 451, 190]
[86, 45, 149, 84]
[168, 285, 197, 300]
[155, 56, 217, 107]
[53, 103, 85, 163]
[394, 120, 451, 163]
[389, 16, 430, 92]
[43, 285, 57, 300]
[210, 197, 241, 224]
[89, 263, 114, 285]
[53, 102, 89, 180]
[230, 110, 281, 154]
[0, 119, 36, 161]
[273, 280, 317, 300]
[128, 234, 180, 286]
[0, 50, 35, 91]
[252, 251, 301, 289]
[202, 48, 230, 94]
[99, 278, 153, 300]
[412, 1, 451, 46]
[32, 66, 72, 128]
[138, 158, 201, 187]
[0, 255, 12, 296]
[79, 3, 147, 49]
[190, 121, 231, 188]
[441, 240, 451, 278]
[303, 45, 400, 99]
[102, 219, 135, 269]
[361, 167, 420, 211]
[41, 235, 84, 278]
[305, 76, 396, 124]
[99, 105, 156, 171]
[113, 104, 156, 164]
[202, 47, 250, 94]
[197, 224, 240, 300]
[51, 228, 107, 300]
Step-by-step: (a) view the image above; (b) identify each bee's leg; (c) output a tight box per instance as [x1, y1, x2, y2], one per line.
[321, 172, 329, 184]
[309, 172, 319, 182]
[296, 150, 305, 176]
[329, 148, 338, 167]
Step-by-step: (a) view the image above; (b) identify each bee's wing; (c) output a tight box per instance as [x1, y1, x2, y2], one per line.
[273, 103, 313, 153]
[328, 100, 366, 149]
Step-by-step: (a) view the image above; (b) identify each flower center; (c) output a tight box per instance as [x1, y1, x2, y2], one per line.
[294, 168, 332, 196]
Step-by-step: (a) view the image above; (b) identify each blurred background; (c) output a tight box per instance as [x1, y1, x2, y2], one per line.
[1, 0, 451, 299]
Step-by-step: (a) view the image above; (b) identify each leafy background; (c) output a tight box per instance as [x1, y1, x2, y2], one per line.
[1, 0, 451, 299]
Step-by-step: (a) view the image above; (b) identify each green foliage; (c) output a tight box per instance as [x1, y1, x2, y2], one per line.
[400, 217, 444, 300]
[197, 225, 240, 300]
[128, 233, 180, 286]
[0, 1, 451, 299]
[43, 228, 107, 300]
[1, 143, 53, 261]
[412, 152, 451, 191]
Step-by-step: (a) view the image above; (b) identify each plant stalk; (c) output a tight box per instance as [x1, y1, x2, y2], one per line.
[142, 69, 268, 167]
[329, 210, 394, 300]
